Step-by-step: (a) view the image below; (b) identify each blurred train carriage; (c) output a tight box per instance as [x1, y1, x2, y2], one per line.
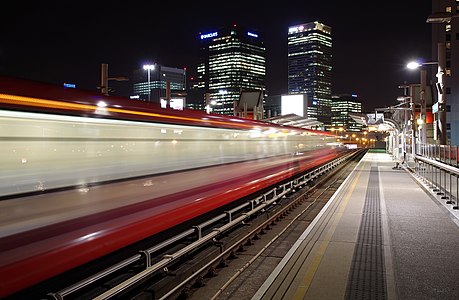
[0, 76, 347, 297]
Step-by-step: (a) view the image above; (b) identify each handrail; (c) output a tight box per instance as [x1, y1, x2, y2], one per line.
[416, 155, 459, 176]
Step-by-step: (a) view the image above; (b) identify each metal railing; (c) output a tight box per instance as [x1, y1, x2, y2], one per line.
[413, 144, 459, 209]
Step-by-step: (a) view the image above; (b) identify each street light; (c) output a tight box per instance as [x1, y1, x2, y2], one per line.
[143, 64, 155, 101]
[406, 60, 438, 145]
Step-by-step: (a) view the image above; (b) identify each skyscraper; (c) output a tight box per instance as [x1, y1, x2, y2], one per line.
[287, 21, 332, 125]
[196, 25, 266, 115]
[331, 94, 363, 132]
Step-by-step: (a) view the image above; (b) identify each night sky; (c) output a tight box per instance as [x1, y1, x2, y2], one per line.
[2, 1, 432, 112]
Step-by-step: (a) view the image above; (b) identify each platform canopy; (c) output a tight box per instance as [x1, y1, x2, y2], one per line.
[348, 112, 398, 132]
[263, 113, 323, 129]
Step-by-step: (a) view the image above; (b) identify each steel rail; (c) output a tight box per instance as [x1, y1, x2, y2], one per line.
[49, 150, 359, 299]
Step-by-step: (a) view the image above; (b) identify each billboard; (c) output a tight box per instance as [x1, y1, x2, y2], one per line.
[281, 94, 306, 117]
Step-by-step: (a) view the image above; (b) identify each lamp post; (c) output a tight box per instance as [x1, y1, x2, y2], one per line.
[143, 64, 155, 101]
[420, 67, 427, 145]
[397, 83, 412, 159]
[100, 63, 129, 96]
[395, 94, 416, 159]
[330, 127, 336, 137]
[406, 61, 439, 145]
[338, 127, 344, 138]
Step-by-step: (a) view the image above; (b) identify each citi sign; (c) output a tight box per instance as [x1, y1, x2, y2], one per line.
[200, 32, 218, 39]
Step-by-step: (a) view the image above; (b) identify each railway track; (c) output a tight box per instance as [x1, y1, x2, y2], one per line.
[6, 149, 365, 300]
[170, 149, 366, 300]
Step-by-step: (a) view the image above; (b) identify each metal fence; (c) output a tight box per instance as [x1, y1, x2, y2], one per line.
[413, 144, 459, 210]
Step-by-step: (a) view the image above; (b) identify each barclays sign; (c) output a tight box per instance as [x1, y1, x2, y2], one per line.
[200, 32, 218, 40]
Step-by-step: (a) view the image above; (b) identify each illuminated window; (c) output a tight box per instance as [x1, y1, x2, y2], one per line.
[446, 6, 452, 12]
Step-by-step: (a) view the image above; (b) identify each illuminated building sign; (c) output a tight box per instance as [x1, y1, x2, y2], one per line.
[63, 83, 76, 88]
[288, 25, 305, 34]
[247, 32, 258, 38]
[200, 32, 218, 40]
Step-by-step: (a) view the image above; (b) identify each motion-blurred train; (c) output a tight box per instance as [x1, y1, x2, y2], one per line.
[0, 76, 346, 297]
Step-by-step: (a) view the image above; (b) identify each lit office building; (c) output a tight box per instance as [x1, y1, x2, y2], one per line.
[196, 25, 266, 115]
[431, 0, 457, 145]
[185, 76, 206, 111]
[331, 94, 363, 132]
[287, 21, 332, 125]
[131, 65, 186, 104]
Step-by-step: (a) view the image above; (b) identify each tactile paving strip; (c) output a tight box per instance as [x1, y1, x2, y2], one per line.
[345, 167, 387, 299]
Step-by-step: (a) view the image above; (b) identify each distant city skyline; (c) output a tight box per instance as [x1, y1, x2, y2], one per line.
[1, 1, 432, 113]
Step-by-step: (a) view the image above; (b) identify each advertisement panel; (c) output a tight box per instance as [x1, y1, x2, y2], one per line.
[281, 94, 305, 117]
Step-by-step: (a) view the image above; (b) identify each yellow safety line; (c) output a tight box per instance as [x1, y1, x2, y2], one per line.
[293, 160, 365, 299]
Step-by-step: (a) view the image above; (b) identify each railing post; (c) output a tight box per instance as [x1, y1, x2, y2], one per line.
[454, 174, 459, 210]
[433, 146, 439, 192]
[430, 145, 435, 189]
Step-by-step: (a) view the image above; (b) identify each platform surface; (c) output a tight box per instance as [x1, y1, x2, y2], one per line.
[253, 151, 459, 300]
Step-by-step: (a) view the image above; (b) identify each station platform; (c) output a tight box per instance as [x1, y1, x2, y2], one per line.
[252, 150, 459, 300]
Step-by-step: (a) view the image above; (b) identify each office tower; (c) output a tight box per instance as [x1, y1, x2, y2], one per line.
[287, 21, 332, 125]
[431, 0, 457, 145]
[132, 65, 186, 105]
[185, 75, 206, 111]
[331, 94, 363, 132]
[197, 24, 266, 115]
